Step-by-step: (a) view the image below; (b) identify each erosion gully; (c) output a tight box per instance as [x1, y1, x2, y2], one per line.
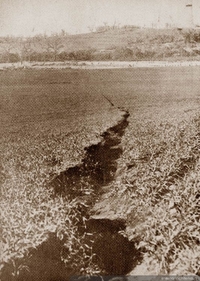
[2, 108, 142, 281]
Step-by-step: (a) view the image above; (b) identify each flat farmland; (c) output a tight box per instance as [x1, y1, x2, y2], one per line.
[0, 67, 200, 278]
[1, 67, 199, 137]
[0, 69, 123, 136]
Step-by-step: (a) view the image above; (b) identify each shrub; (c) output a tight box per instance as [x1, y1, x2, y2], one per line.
[67, 49, 95, 61]
[0, 52, 20, 63]
[183, 29, 200, 43]
[112, 47, 134, 60]
[58, 51, 70, 61]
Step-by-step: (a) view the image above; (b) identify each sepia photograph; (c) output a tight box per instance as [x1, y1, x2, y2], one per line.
[0, 0, 200, 280]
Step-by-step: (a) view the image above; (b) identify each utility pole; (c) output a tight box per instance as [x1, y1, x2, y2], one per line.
[157, 0, 163, 28]
[186, 0, 193, 28]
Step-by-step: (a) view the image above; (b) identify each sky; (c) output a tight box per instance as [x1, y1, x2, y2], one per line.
[0, 0, 200, 37]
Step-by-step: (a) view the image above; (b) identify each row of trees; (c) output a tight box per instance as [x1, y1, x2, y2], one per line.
[2, 47, 197, 64]
[0, 34, 64, 63]
[87, 21, 140, 33]
[0, 50, 96, 63]
[1, 46, 200, 64]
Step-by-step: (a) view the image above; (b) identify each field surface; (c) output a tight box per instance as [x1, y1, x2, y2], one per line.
[0, 67, 199, 278]
[1, 67, 199, 132]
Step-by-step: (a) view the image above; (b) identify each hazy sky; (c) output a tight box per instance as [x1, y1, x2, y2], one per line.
[0, 0, 200, 37]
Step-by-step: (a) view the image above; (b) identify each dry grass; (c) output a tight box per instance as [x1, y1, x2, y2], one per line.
[122, 111, 199, 274]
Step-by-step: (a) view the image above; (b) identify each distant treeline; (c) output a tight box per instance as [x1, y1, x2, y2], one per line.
[0, 49, 159, 63]
[1, 27, 200, 63]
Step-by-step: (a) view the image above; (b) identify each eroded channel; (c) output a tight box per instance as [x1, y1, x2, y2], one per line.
[52, 109, 130, 196]
[1, 108, 142, 281]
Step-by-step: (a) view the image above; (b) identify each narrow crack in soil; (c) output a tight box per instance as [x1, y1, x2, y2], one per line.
[51, 108, 142, 275]
[51, 109, 130, 197]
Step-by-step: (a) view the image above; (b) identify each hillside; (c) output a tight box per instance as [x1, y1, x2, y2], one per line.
[1, 26, 200, 63]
